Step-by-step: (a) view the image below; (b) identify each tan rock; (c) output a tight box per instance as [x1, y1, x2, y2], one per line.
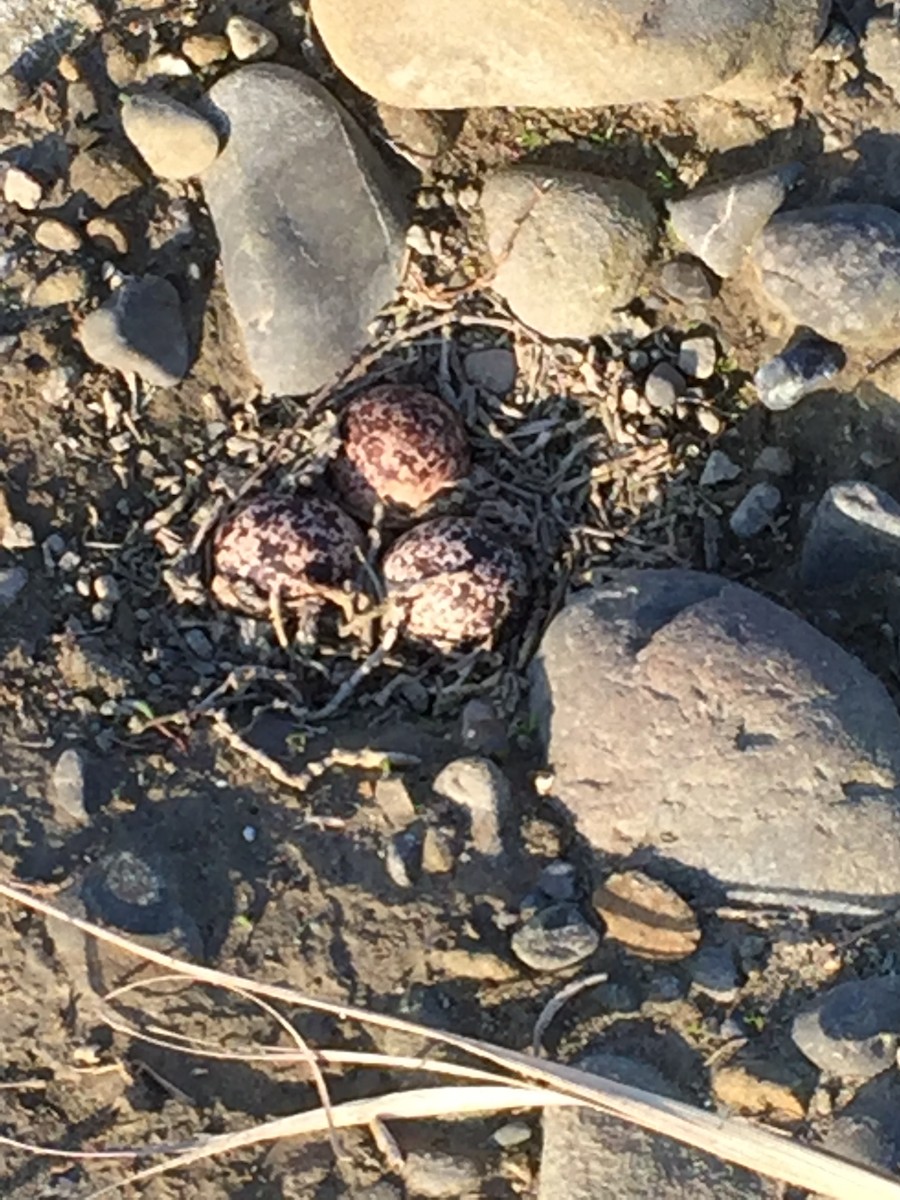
[31, 267, 88, 307]
[226, 15, 278, 61]
[4, 166, 42, 209]
[70, 147, 141, 208]
[58, 53, 80, 81]
[34, 218, 82, 252]
[182, 33, 230, 67]
[121, 92, 220, 180]
[85, 216, 128, 255]
[373, 776, 416, 829]
[712, 1063, 806, 1123]
[593, 870, 700, 960]
[422, 827, 455, 874]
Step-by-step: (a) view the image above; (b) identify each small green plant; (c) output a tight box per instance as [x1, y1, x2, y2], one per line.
[587, 126, 617, 145]
[744, 1011, 766, 1034]
[286, 729, 307, 755]
[655, 167, 677, 193]
[519, 127, 548, 150]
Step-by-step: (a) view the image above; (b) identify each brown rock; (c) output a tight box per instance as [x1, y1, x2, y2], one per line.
[31, 267, 88, 307]
[373, 776, 416, 829]
[422, 826, 455, 874]
[593, 870, 700, 960]
[85, 216, 128, 255]
[70, 147, 141, 208]
[34, 218, 82, 252]
[182, 33, 230, 67]
[712, 1063, 806, 1123]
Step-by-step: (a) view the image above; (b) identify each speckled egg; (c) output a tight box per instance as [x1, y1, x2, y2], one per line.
[382, 516, 526, 651]
[332, 384, 470, 521]
[211, 494, 363, 618]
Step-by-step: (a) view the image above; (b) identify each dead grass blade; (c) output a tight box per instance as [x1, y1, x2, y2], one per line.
[3, 879, 900, 1200]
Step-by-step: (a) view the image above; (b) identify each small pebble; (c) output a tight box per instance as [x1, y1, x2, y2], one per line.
[226, 15, 279, 61]
[58, 53, 80, 82]
[121, 92, 220, 180]
[645, 972, 686, 1003]
[689, 944, 741, 1001]
[182, 33, 231, 67]
[242, 825, 257, 843]
[422, 826, 456, 873]
[85, 217, 128, 255]
[50, 748, 88, 825]
[4, 167, 42, 210]
[184, 627, 213, 659]
[34, 219, 82, 253]
[593, 870, 700, 960]
[79, 275, 189, 386]
[0, 566, 27, 609]
[753, 331, 846, 412]
[700, 449, 741, 487]
[373, 775, 417, 829]
[464, 347, 517, 394]
[644, 362, 685, 411]
[492, 1120, 532, 1148]
[753, 446, 793, 477]
[678, 334, 718, 380]
[793, 976, 900, 1080]
[385, 829, 421, 889]
[403, 1151, 481, 1199]
[511, 903, 600, 971]
[31, 267, 87, 307]
[92, 574, 119, 603]
[538, 860, 578, 901]
[659, 256, 716, 302]
[729, 482, 782, 539]
[460, 697, 508, 757]
[697, 407, 722, 435]
[432, 756, 510, 857]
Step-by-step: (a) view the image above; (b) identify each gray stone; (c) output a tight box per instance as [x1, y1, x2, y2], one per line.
[385, 829, 421, 888]
[669, 164, 801, 277]
[50, 748, 88, 825]
[480, 166, 657, 339]
[540, 1051, 776, 1199]
[530, 569, 900, 913]
[0, 0, 98, 76]
[689, 945, 741, 1001]
[659, 257, 716, 302]
[538, 860, 578, 901]
[801, 482, 900, 591]
[404, 1151, 481, 1198]
[78, 276, 189, 386]
[310, 0, 826, 109]
[644, 362, 685, 411]
[751, 204, 900, 346]
[121, 92, 220, 180]
[203, 66, 405, 397]
[819, 1070, 900, 1177]
[752, 446, 793, 477]
[0, 566, 27, 609]
[225, 15, 278, 61]
[729, 482, 781, 538]
[510, 903, 599, 971]
[753, 330, 846, 411]
[793, 977, 900, 1080]
[678, 335, 717, 380]
[700, 449, 741, 487]
[459, 697, 509, 758]
[492, 1120, 533, 1148]
[464, 347, 516, 394]
[432, 756, 510, 857]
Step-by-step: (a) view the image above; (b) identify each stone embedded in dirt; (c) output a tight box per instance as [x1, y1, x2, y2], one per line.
[49, 747, 88, 825]
[538, 860, 578, 902]
[729, 481, 781, 538]
[203, 65, 405, 396]
[120, 92, 220, 180]
[310, 0, 825, 110]
[376, 102, 448, 164]
[85, 216, 128, 255]
[0, 565, 27, 609]
[373, 775, 417, 829]
[459, 697, 509, 758]
[492, 1120, 533, 1148]
[751, 204, 900, 345]
[432, 755, 510, 857]
[668, 163, 801, 278]
[69, 146, 141, 209]
[659, 256, 717, 303]
[511, 902, 599, 972]
[689, 944, 741, 1001]
[385, 828, 421, 888]
[480, 165, 657, 339]
[864, 15, 900, 96]
[226, 15, 278, 61]
[79, 275, 189, 386]
[643, 362, 685, 411]
[182, 32, 230, 67]
[403, 1150, 481, 1198]
[530, 569, 900, 913]
[464, 347, 517, 394]
[3, 165, 41, 209]
[819, 1070, 900, 1178]
[700, 449, 741, 488]
[34, 218, 81, 252]
[30, 267, 87, 307]
[421, 826, 455, 874]
[678, 334, 718, 380]
[801, 482, 900, 590]
[753, 329, 846, 411]
[593, 870, 700, 961]
[540, 1050, 778, 1199]
[753, 446, 793, 477]
[712, 1062, 806, 1121]
[792, 976, 900, 1080]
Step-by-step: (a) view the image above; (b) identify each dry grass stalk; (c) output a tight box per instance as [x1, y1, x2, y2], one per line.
[1, 880, 899, 1200]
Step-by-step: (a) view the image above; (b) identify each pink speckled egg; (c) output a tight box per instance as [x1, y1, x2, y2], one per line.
[332, 384, 470, 521]
[382, 516, 526, 651]
[211, 494, 363, 619]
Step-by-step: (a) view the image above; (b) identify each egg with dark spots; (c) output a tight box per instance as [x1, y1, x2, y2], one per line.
[332, 384, 470, 521]
[211, 494, 364, 619]
[383, 516, 527, 651]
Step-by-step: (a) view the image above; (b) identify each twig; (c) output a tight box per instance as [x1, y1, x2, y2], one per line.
[532, 973, 608, 1057]
[307, 627, 400, 721]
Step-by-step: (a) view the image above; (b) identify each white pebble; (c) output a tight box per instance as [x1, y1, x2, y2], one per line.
[226, 15, 279, 61]
[242, 825, 257, 843]
[4, 166, 42, 209]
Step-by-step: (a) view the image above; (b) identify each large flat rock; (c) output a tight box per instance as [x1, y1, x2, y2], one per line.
[203, 65, 406, 397]
[531, 570, 900, 914]
[310, 0, 827, 109]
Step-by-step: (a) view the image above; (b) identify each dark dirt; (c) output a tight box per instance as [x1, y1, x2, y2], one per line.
[5, 0, 900, 1196]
